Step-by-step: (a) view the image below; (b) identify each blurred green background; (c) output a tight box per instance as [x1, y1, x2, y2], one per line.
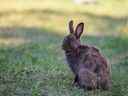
[0, 0, 128, 96]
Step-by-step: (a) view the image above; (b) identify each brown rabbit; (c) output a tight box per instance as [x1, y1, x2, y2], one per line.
[62, 20, 111, 90]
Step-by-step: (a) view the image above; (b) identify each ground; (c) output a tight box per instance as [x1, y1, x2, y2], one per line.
[0, 0, 128, 96]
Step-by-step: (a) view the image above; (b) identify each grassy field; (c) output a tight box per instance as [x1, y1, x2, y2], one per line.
[0, 0, 128, 96]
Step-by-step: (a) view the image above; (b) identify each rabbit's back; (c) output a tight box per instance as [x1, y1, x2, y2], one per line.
[79, 45, 109, 73]
[79, 45, 111, 88]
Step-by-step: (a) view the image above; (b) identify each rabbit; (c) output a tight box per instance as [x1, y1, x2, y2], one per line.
[62, 20, 111, 90]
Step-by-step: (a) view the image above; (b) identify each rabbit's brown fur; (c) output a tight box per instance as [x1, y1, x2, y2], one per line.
[62, 20, 111, 90]
[78, 68, 97, 90]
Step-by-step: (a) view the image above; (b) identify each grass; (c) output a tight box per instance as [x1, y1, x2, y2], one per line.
[0, 0, 128, 96]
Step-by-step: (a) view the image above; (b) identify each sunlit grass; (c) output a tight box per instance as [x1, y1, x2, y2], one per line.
[0, 0, 128, 36]
[0, 37, 30, 45]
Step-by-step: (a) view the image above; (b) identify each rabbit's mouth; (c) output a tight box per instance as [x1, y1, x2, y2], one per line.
[62, 44, 71, 51]
[62, 37, 80, 51]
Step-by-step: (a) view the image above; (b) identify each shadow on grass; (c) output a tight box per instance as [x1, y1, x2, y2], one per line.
[0, 26, 63, 46]
[0, 26, 128, 96]
[0, 26, 128, 59]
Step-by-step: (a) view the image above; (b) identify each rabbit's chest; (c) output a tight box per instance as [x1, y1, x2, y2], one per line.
[66, 55, 79, 74]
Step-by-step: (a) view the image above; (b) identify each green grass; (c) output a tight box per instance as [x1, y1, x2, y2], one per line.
[0, 0, 128, 96]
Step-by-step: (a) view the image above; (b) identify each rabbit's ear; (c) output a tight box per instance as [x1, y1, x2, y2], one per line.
[75, 22, 84, 39]
[69, 20, 74, 34]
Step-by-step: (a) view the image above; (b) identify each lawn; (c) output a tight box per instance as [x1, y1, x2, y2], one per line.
[0, 0, 128, 96]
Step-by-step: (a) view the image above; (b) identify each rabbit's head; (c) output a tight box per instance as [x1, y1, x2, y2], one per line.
[62, 20, 84, 51]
